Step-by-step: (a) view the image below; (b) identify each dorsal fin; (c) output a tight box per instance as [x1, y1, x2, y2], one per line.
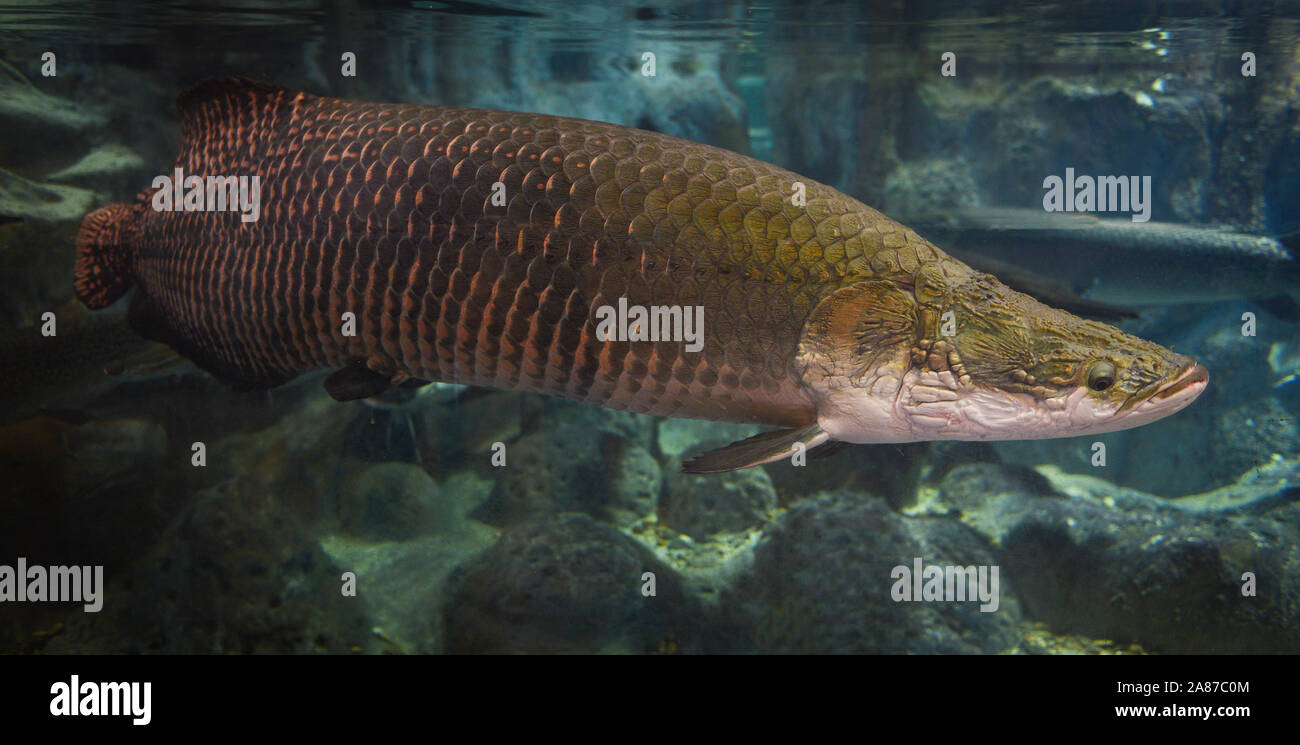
[174, 78, 305, 171]
[176, 77, 297, 112]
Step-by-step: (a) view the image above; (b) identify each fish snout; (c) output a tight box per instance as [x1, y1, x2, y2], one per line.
[1152, 360, 1209, 402]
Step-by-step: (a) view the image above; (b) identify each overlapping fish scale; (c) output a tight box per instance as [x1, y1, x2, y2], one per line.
[132, 84, 949, 423]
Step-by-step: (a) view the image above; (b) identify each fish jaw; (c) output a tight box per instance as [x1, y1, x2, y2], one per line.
[1089, 361, 1209, 433]
[810, 361, 1208, 443]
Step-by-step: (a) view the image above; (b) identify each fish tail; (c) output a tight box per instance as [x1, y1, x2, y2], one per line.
[74, 203, 136, 309]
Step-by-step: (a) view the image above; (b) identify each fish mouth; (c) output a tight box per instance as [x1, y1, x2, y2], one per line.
[1115, 360, 1208, 415]
[1151, 361, 1209, 401]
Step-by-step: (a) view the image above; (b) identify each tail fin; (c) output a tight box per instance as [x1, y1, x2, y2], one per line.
[74, 203, 136, 309]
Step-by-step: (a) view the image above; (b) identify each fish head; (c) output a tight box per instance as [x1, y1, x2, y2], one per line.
[797, 269, 1208, 443]
[939, 272, 1209, 438]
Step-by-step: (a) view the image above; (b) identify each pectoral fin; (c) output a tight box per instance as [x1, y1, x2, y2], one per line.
[681, 424, 831, 474]
[324, 360, 395, 401]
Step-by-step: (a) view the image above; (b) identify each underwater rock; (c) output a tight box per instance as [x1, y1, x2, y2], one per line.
[985, 79, 1211, 220]
[0, 166, 99, 223]
[882, 157, 980, 219]
[471, 401, 659, 527]
[444, 513, 690, 652]
[418, 31, 748, 154]
[0, 66, 106, 131]
[0, 219, 79, 323]
[767, 59, 870, 195]
[0, 301, 184, 426]
[46, 477, 376, 653]
[45, 143, 148, 196]
[927, 441, 1003, 484]
[936, 462, 1062, 544]
[603, 440, 661, 526]
[438, 389, 525, 456]
[1094, 318, 1271, 494]
[764, 442, 928, 509]
[724, 492, 1021, 653]
[61, 417, 168, 481]
[341, 402, 423, 463]
[1109, 368, 1221, 497]
[1268, 337, 1300, 388]
[346, 386, 526, 470]
[661, 463, 777, 539]
[472, 425, 608, 526]
[1000, 489, 1300, 653]
[0, 415, 183, 583]
[526, 395, 656, 451]
[634, 67, 749, 153]
[656, 418, 759, 459]
[1267, 106, 1300, 230]
[341, 382, 453, 463]
[990, 404, 1217, 500]
[1036, 461, 1300, 518]
[437, 470, 496, 520]
[320, 525, 499, 653]
[1198, 322, 1275, 396]
[205, 386, 357, 517]
[0, 66, 108, 176]
[336, 462, 453, 541]
[883, 73, 1221, 223]
[323, 464, 499, 651]
[1210, 398, 1300, 484]
[1168, 457, 1300, 516]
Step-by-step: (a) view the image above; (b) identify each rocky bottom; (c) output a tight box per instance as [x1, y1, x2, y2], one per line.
[3, 377, 1298, 655]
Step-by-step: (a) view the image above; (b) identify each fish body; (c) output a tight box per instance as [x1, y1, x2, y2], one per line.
[74, 79, 1206, 471]
[906, 206, 1299, 308]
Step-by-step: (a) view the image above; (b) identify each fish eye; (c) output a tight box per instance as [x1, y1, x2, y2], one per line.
[1086, 361, 1116, 392]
